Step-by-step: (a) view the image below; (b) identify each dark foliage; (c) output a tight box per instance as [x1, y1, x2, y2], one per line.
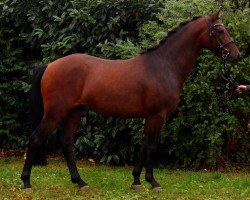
[0, 0, 249, 168]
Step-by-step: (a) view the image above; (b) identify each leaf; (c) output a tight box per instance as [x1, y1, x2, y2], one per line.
[53, 15, 63, 22]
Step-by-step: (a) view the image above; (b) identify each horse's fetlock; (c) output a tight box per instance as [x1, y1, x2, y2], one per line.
[145, 175, 153, 183]
[71, 177, 78, 183]
[71, 174, 81, 184]
[21, 174, 30, 182]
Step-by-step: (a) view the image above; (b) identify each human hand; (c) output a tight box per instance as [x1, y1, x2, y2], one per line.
[236, 85, 247, 93]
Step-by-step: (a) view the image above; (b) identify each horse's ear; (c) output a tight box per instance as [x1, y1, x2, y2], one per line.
[210, 8, 222, 21]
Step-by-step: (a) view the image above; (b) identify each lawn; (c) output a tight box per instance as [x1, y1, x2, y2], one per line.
[0, 157, 249, 200]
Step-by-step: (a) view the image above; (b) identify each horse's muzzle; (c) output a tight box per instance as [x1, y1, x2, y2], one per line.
[226, 48, 241, 63]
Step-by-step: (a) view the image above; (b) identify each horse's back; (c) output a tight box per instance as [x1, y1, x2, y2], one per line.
[41, 54, 148, 117]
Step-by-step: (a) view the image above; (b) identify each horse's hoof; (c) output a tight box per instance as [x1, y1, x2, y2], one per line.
[152, 186, 162, 192]
[23, 184, 32, 190]
[23, 187, 32, 191]
[131, 184, 143, 190]
[80, 185, 89, 191]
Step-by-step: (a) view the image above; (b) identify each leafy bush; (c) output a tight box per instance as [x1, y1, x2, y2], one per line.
[0, 4, 30, 148]
[1, 0, 249, 168]
[3, 0, 163, 61]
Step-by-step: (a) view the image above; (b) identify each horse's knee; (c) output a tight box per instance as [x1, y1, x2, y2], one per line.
[61, 137, 74, 157]
[147, 144, 158, 156]
[61, 136, 72, 149]
[147, 144, 157, 151]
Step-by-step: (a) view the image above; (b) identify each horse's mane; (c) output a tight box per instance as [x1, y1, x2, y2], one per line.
[141, 16, 202, 54]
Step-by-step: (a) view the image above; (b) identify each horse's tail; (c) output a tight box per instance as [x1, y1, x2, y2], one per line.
[29, 64, 48, 166]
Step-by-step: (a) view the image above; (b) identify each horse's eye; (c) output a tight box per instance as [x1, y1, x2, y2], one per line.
[217, 29, 224, 34]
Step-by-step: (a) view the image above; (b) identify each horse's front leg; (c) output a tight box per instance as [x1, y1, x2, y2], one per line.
[132, 115, 164, 190]
[131, 137, 147, 190]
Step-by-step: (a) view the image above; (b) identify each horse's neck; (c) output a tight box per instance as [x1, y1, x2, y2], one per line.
[150, 23, 202, 88]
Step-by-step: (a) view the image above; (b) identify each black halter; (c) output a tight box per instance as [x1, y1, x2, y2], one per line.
[205, 16, 234, 60]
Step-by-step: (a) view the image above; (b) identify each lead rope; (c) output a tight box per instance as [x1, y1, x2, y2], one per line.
[220, 60, 239, 88]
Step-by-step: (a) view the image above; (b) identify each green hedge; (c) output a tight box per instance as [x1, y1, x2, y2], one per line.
[0, 4, 30, 148]
[0, 0, 249, 168]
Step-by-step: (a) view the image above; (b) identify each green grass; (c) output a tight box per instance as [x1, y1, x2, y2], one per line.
[0, 157, 249, 200]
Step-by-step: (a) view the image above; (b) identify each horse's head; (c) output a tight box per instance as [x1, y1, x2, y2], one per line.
[201, 9, 240, 63]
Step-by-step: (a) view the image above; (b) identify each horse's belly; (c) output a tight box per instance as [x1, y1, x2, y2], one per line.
[85, 93, 145, 118]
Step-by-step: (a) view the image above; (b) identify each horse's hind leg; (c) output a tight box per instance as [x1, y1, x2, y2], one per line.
[21, 116, 60, 188]
[60, 107, 88, 189]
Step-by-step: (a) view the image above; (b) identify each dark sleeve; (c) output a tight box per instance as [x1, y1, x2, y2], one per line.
[246, 85, 250, 93]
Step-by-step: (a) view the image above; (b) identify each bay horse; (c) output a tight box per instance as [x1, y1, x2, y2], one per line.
[21, 10, 240, 190]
